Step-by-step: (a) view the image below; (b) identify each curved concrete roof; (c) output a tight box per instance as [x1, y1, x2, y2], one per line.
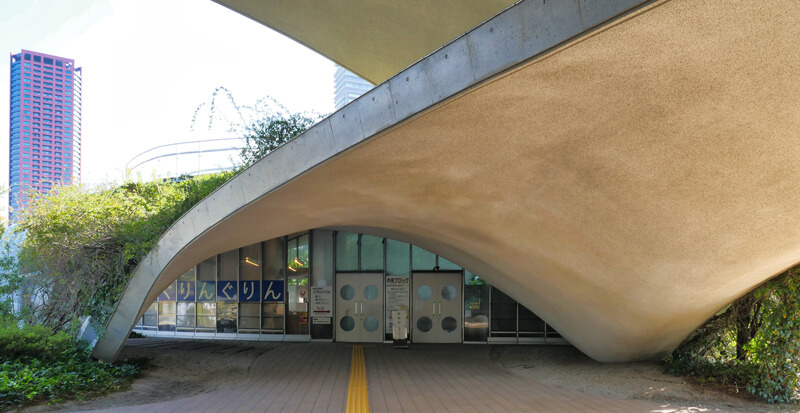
[93, 0, 800, 362]
[212, 0, 518, 84]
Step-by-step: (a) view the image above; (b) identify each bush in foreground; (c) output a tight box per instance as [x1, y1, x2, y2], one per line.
[665, 268, 800, 404]
[0, 322, 142, 409]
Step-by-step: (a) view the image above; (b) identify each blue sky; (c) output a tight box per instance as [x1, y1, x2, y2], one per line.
[0, 0, 336, 187]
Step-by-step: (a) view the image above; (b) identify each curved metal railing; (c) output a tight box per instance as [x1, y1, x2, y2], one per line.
[126, 137, 243, 180]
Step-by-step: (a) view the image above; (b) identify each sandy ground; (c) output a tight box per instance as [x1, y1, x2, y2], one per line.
[492, 345, 799, 413]
[20, 339, 800, 412]
[23, 339, 278, 412]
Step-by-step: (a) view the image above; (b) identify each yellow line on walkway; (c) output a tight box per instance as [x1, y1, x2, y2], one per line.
[346, 345, 370, 413]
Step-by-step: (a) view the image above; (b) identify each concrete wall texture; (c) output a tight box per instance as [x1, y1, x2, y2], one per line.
[93, 0, 800, 362]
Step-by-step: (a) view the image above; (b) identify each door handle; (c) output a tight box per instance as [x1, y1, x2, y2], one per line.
[355, 302, 358, 314]
[438, 302, 441, 315]
[360, 302, 363, 314]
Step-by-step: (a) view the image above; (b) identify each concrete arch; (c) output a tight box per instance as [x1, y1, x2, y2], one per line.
[93, 0, 800, 362]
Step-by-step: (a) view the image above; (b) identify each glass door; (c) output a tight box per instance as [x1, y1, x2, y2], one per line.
[412, 272, 462, 343]
[286, 235, 310, 338]
[335, 273, 384, 342]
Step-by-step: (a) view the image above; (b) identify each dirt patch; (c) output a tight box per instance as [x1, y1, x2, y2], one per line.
[23, 338, 277, 412]
[492, 345, 797, 412]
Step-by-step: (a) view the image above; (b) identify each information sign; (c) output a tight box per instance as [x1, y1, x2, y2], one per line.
[310, 286, 333, 317]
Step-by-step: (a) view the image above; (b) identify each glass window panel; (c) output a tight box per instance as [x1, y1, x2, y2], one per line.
[178, 267, 195, 281]
[360, 235, 384, 271]
[518, 304, 546, 334]
[286, 272, 309, 335]
[262, 302, 284, 331]
[177, 302, 196, 316]
[262, 302, 284, 316]
[262, 316, 284, 331]
[411, 246, 436, 271]
[197, 301, 216, 329]
[177, 302, 196, 328]
[219, 250, 238, 281]
[297, 234, 309, 268]
[197, 316, 216, 328]
[386, 240, 410, 276]
[143, 302, 158, 326]
[490, 287, 517, 333]
[264, 238, 285, 281]
[287, 278, 308, 311]
[241, 243, 261, 280]
[217, 302, 237, 333]
[335, 232, 358, 271]
[197, 256, 217, 281]
[288, 235, 309, 276]
[288, 237, 298, 262]
[240, 317, 260, 330]
[158, 301, 176, 331]
[464, 271, 488, 342]
[438, 256, 461, 271]
[197, 302, 216, 316]
[240, 302, 260, 317]
[239, 302, 260, 329]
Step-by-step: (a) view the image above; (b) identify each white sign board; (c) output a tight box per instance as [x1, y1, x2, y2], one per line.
[385, 275, 410, 334]
[310, 286, 333, 317]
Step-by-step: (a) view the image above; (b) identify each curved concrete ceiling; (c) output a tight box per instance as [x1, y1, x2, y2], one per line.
[93, 0, 800, 363]
[211, 0, 518, 84]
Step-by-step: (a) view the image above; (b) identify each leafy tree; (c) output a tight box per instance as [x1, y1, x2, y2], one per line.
[666, 267, 800, 403]
[192, 87, 321, 170]
[9, 172, 233, 335]
[237, 112, 317, 169]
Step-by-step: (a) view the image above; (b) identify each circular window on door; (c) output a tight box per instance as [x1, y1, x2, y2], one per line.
[340, 316, 355, 331]
[417, 316, 433, 332]
[364, 285, 379, 301]
[364, 316, 379, 332]
[417, 285, 432, 301]
[441, 285, 458, 301]
[340, 285, 355, 300]
[441, 316, 458, 332]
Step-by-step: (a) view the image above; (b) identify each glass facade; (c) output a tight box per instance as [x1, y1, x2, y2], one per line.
[8, 50, 81, 221]
[138, 230, 565, 345]
[333, 66, 374, 110]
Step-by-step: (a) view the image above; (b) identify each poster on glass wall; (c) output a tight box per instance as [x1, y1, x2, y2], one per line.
[386, 275, 410, 334]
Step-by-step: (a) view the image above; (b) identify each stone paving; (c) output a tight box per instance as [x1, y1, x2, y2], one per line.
[91, 342, 673, 413]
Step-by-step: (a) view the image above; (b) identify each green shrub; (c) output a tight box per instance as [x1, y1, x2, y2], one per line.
[10, 172, 234, 336]
[666, 268, 800, 404]
[0, 324, 142, 409]
[0, 324, 74, 362]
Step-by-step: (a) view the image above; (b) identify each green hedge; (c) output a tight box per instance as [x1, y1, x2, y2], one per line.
[0, 323, 142, 409]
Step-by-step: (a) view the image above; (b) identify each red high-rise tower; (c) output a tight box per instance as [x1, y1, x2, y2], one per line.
[8, 50, 82, 220]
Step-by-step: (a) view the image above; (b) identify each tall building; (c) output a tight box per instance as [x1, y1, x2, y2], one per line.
[333, 66, 373, 110]
[8, 50, 81, 220]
